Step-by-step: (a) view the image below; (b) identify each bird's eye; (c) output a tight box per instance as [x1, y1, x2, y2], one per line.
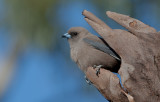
[73, 32, 77, 36]
[71, 32, 78, 36]
[75, 33, 78, 35]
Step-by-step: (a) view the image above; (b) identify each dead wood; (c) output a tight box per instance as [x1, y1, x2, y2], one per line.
[82, 10, 160, 102]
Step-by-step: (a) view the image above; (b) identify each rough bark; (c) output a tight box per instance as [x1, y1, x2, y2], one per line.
[82, 10, 160, 102]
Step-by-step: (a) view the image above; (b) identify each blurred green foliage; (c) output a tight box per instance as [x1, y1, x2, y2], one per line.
[4, 0, 58, 48]
[93, 0, 133, 16]
[3, 0, 160, 49]
[94, 0, 160, 20]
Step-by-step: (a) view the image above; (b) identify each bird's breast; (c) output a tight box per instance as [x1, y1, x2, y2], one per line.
[70, 47, 79, 63]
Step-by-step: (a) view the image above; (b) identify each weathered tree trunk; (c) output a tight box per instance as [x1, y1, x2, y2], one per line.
[82, 10, 160, 102]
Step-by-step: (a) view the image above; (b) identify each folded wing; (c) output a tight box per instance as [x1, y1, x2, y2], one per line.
[83, 38, 121, 61]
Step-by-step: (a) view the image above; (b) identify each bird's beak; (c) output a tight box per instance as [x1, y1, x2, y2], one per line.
[62, 33, 71, 39]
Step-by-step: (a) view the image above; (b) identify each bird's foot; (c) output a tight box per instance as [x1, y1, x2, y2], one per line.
[84, 76, 92, 85]
[93, 65, 103, 76]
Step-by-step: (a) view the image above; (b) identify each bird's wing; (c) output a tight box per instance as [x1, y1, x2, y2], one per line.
[83, 38, 121, 61]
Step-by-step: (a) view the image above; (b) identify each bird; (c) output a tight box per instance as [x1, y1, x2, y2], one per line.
[62, 27, 121, 75]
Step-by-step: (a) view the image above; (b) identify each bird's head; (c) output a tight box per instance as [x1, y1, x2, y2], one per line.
[62, 27, 89, 41]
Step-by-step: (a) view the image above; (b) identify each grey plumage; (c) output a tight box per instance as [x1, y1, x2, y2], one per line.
[83, 38, 121, 61]
[62, 27, 120, 73]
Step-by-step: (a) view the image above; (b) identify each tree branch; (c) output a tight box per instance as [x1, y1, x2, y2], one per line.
[82, 10, 160, 102]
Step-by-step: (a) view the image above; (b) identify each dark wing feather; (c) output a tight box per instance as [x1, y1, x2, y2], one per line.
[83, 38, 121, 61]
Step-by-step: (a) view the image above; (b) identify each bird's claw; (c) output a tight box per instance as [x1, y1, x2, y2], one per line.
[93, 65, 97, 68]
[93, 65, 103, 76]
[96, 68, 100, 76]
[84, 76, 92, 85]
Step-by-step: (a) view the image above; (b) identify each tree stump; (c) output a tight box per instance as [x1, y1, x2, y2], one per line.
[82, 10, 160, 102]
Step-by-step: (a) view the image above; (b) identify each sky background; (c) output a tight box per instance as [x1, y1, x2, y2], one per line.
[0, 0, 160, 102]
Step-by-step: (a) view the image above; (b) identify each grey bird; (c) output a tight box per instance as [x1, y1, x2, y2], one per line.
[62, 27, 121, 75]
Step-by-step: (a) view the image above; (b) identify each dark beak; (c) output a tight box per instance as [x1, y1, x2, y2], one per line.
[62, 33, 71, 39]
